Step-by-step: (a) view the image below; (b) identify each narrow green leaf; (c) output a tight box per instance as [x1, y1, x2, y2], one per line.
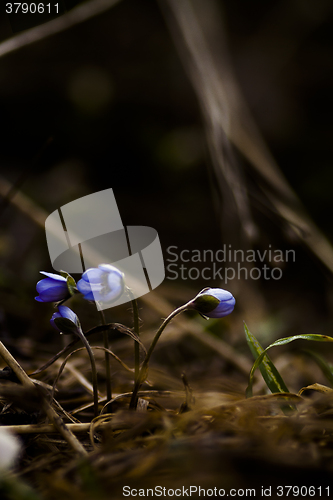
[266, 334, 333, 348]
[244, 322, 289, 397]
[302, 350, 333, 387]
[246, 327, 333, 397]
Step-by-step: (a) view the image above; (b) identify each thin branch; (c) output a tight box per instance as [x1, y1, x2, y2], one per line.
[0, 339, 87, 456]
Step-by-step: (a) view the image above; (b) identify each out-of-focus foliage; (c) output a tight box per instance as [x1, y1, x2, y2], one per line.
[1, 0, 333, 497]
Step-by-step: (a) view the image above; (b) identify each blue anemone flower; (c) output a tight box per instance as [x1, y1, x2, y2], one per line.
[35, 272, 69, 303]
[50, 305, 81, 335]
[191, 288, 235, 318]
[77, 264, 124, 304]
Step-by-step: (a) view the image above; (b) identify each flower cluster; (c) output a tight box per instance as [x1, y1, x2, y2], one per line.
[35, 266, 235, 332]
[36, 265, 124, 302]
[35, 264, 124, 333]
[35, 263, 236, 415]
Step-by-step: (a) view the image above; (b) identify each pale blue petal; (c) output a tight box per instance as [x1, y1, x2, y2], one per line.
[40, 272, 67, 282]
[81, 268, 104, 284]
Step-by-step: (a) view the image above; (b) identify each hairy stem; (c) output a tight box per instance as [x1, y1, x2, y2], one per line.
[99, 311, 112, 403]
[131, 298, 140, 383]
[76, 329, 99, 418]
[129, 302, 191, 409]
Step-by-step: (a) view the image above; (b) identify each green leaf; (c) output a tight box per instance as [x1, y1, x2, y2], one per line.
[302, 350, 333, 387]
[244, 322, 289, 397]
[263, 334, 333, 348]
[245, 324, 333, 397]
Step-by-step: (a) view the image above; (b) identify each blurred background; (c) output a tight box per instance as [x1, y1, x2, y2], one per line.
[0, 0, 333, 375]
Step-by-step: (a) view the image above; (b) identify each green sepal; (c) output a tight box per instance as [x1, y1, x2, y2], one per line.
[192, 294, 220, 314]
[54, 317, 80, 335]
[60, 270, 77, 296]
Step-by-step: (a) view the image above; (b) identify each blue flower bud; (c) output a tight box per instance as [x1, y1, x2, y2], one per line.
[35, 272, 70, 303]
[191, 288, 235, 318]
[77, 264, 124, 305]
[50, 305, 81, 335]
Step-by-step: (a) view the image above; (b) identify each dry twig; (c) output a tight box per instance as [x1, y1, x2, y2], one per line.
[0, 339, 87, 456]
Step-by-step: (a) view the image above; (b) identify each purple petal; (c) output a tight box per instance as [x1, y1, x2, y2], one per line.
[98, 264, 122, 276]
[36, 278, 67, 293]
[58, 305, 76, 321]
[81, 268, 104, 284]
[201, 288, 233, 302]
[35, 278, 69, 302]
[50, 312, 62, 331]
[205, 298, 235, 318]
[77, 278, 92, 294]
[77, 278, 102, 301]
[102, 286, 123, 303]
[197, 288, 235, 318]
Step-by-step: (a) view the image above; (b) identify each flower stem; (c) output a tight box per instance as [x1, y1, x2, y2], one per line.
[129, 301, 191, 409]
[99, 311, 112, 403]
[76, 328, 99, 418]
[131, 298, 140, 383]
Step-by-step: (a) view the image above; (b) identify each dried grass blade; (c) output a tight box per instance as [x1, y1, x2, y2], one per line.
[298, 383, 333, 396]
[0, 339, 87, 456]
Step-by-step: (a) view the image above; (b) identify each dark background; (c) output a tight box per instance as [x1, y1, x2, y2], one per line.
[0, 0, 333, 348]
[1, 3, 333, 495]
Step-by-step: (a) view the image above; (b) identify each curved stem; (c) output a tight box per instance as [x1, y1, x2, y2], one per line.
[76, 328, 99, 418]
[30, 323, 143, 377]
[125, 287, 141, 384]
[129, 301, 191, 409]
